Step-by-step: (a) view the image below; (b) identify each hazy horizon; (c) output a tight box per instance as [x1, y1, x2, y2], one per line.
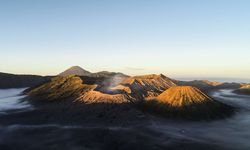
[1, 65, 250, 83]
[1, 0, 249, 82]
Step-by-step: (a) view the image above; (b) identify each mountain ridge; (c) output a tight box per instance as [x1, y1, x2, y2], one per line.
[0, 72, 51, 89]
[234, 84, 250, 95]
[25, 74, 176, 103]
[59, 66, 128, 78]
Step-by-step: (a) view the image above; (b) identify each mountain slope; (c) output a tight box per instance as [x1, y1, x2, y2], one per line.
[177, 80, 241, 92]
[116, 74, 176, 99]
[0, 72, 50, 89]
[59, 66, 128, 78]
[25, 74, 176, 103]
[157, 86, 213, 107]
[234, 84, 250, 95]
[59, 66, 92, 77]
[26, 75, 133, 103]
[25, 76, 234, 120]
[92, 71, 129, 78]
[142, 86, 234, 120]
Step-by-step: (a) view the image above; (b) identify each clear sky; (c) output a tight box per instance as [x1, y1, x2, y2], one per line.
[0, 0, 250, 82]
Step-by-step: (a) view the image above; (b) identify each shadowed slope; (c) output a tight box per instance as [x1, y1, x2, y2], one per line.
[0, 72, 50, 89]
[234, 84, 250, 95]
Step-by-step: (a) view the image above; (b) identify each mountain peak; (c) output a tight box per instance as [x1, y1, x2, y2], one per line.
[59, 66, 92, 76]
[157, 86, 213, 107]
[69, 66, 83, 69]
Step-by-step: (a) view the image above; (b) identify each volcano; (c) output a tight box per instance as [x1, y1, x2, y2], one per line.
[59, 66, 128, 78]
[119, 74, 176, 99]
[59, 66, 92, 77]
[26, 74, 176, 103]
[25, 76, 233, 120]
[143, 86, 234, 120]
[157, 86, 213, 107]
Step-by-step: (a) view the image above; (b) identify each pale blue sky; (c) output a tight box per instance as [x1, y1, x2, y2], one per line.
[0, 0, 250, 81]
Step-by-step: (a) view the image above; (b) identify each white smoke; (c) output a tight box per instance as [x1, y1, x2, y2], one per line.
[101, 75, 126, 93]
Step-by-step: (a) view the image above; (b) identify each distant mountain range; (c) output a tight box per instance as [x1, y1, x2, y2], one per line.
[0, 66, 246, 90]
[0, 72, 51, 89]
[0, 66, 128, 89]
[176, 80, 241, 92]
[58, 66, 128, 78]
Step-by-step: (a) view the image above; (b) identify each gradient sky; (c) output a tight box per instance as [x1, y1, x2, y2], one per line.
[0, 0, 250, 82]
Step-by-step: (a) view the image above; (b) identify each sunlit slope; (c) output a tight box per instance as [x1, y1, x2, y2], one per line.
[26, 74, 176, 103]
[141, 86, 234, 120]
[157, 86, 213, 107]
